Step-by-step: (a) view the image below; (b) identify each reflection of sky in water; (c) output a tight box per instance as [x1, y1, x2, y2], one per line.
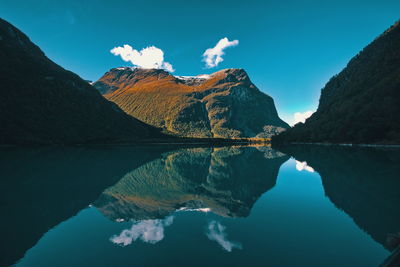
[110, 208, 212, 247]
[110, 216, 174, 246]
[110, 208, 243, 252]
[177, 207, 211, 213]
[12, 149, 398, 266]
[295, 160, 314, 172]
[206, 221, 242, 252]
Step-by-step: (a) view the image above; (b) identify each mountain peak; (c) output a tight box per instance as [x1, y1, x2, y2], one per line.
[94, 66, 289, 138]
[211, 68, 250, 83]
[104, 67, 252, 88]
[110, 67, 170, 76]
[0, 18, 44, 58]
[215, 68, 247, 74]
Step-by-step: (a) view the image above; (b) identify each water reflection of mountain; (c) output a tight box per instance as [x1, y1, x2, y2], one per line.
[94, 146, 289, 221]
[277, 145, 400, 250]
[0, 146, 168, 267]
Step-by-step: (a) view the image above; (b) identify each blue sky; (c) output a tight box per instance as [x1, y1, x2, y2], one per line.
[1, 0, 399, 124]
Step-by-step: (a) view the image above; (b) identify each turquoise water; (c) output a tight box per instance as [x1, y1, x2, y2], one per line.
[1, 145, 398, 266]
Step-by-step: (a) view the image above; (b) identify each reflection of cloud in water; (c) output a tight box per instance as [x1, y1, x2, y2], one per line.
[206, 221, 242, 252]
[177, 207, 211, 213]
[295, 160, 314, 173]
[110, 216, 174, 246]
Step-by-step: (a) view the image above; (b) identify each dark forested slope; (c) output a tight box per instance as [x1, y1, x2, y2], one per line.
[273, 21, 400, 144]
[0, 18, 163, 145]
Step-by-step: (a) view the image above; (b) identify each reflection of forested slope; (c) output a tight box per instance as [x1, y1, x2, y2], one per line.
[94, 146, 289, 221]
[277, 145, 400, 250]
[0, 146, 167, 267]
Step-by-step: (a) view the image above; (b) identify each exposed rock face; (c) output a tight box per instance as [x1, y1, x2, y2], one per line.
[94, 146, 289, 221]
[94, 68, 289, 138]
[0, 18, 163, 145]
[273, 21, 400, 145]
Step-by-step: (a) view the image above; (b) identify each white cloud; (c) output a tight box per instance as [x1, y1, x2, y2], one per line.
[295, 160, 315, 173]
[110, 216, 174, 246]
[206, 221, 242, 252]
[203, 37, 239, 68]
[292, 110, 315, 126]
[110, 44, 174, 72]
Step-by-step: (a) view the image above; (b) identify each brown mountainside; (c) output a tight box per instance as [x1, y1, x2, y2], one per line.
[94, 68, 289, 138]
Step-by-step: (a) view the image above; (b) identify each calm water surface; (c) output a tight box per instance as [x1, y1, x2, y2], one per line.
[1, 145, 399, 266]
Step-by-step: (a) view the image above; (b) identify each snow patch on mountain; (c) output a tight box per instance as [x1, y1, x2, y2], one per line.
[175, 74, 210, 80]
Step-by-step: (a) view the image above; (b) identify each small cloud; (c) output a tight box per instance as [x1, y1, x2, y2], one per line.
[203, 37, 239, 68]
[295, 160, 314, 173]
[111, 44, 174, 72]
[292, 110, 314, 126]
[110, 216, 174, 246]
[206, 221, 242, 252]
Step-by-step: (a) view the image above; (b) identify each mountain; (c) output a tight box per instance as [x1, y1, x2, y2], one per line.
[0, 18, 163, 145]
[273, 20, 400, 145]
[94, 146, 289, 221]
[93, 68, 289, 138]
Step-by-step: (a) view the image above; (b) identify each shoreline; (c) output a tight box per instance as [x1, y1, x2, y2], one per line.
[0, 137, 271, 148]
[288, 142, 400, 148]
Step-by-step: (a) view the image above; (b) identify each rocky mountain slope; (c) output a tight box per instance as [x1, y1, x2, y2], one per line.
[0, 18, 163, 145]
[94, 68, 289, 138]
[273, 21, 400, 144]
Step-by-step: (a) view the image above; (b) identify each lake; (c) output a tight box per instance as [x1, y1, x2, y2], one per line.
[1, 144, 399, 266]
